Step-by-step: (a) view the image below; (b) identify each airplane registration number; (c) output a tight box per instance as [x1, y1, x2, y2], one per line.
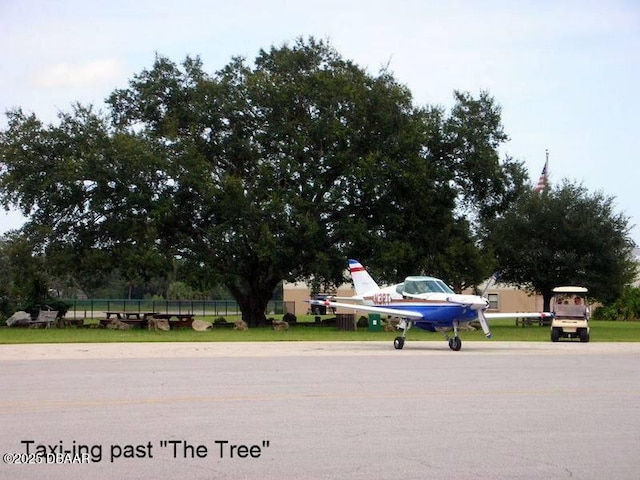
[372, 293, 392, 305]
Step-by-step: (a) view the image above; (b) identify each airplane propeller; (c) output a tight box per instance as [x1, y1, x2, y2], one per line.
[477, 273, 498, 339]
[476, 307, 492, 338]
[481, 272, 499, 298]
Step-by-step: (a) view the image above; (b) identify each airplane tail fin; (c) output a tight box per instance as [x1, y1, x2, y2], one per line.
[348, 259, 380, 295]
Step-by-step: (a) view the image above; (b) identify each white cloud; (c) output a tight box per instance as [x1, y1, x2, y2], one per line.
[30, 59, 124, 89]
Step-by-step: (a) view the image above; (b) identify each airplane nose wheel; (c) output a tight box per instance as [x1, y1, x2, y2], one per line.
[448, 337, 462, 351]
[393, 336, 405, 350]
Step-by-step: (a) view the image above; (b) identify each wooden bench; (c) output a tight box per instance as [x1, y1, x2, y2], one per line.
[29, 310, 58, 328]
[57, 318, 84, 328]
[515, 315, 552, 327]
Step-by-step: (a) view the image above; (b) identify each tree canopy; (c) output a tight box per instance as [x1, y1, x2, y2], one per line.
[1, 38, 527, 324]
[486, 180, 636, 310]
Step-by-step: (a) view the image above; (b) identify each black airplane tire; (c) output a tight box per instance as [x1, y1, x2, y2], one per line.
[449, 337, 462, 351]
[393, 337, 404, 350]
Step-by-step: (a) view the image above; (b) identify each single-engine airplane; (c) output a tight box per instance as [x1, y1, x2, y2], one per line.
[309, 259, 553, 351]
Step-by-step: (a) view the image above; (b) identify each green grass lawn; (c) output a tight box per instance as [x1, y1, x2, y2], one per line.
[1, 319, 639, 344]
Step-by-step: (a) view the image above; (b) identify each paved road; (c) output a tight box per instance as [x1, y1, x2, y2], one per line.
[1, 341, 639, 479]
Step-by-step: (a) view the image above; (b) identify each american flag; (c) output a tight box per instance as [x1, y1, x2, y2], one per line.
[534, 151, 549, 192]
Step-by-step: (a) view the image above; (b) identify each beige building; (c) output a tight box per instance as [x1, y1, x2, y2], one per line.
[283, 281, 356, 316]
[476, 283, 544, 313]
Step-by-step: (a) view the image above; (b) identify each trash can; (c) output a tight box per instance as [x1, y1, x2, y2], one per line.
[368, 313, 382, 332]
[336, 313, 356, 331]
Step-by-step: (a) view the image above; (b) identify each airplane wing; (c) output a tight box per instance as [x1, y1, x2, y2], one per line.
[308, 300, 424, 320]
[332, 296, 364, 302]
[485, 312, 553, 320]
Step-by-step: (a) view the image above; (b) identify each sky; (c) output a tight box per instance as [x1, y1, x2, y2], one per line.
[1, 0, 639, 244]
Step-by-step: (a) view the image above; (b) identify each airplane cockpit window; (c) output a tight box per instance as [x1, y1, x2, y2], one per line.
[424, 280, 447, 293]
[434, 280, 454, 294]
[403, 282, 420, 294]
[402, 279, 454, 294]
[396, 283, 405, 295]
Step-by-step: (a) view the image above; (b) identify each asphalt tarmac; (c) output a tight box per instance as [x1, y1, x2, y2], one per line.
[1, 341, 639, 479]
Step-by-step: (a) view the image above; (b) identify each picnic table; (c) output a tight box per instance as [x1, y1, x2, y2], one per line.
[105, 311, 157, 320]
[99, 312, 195, 328]
[101, 312, 158, 327]
[152, 313, 196, 328]
[515, 315, 551, 327]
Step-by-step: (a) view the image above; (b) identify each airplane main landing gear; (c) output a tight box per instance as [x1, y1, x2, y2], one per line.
[393, 319, 411, 350]
[446, 321, 462, 351]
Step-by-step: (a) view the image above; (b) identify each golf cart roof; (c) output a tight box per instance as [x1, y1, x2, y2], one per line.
[552, 286, 589, 294]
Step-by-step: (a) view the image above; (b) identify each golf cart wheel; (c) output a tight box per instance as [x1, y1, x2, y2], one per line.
[551, 327, 561, 342]
[579, 329, 590, 343]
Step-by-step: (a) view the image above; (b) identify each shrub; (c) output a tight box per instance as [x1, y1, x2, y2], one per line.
[593, 286, 640, 321]
[20, 298, 71, 319]
[283, 312, 297, 324]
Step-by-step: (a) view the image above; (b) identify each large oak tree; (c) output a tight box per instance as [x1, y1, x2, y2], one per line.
[1, 38, 525, 324]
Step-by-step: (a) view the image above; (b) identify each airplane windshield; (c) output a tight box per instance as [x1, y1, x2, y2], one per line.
[403, 279, 454, 294]
[434, 280, 454, 294]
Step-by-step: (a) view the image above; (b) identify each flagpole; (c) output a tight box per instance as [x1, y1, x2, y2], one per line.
[545, 149, 549, 187]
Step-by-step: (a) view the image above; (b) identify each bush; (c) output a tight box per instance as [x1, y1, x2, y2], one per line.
[592, 286, 640, 321]
[283, 312, 297, 325]
[20, 298, 71, 319]
[0, 297, 18, 319]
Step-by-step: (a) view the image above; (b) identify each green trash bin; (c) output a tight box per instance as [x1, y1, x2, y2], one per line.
[368, 313, 382, 332]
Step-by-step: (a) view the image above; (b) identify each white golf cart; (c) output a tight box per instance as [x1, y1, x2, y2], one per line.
[550, 286, 590, 342]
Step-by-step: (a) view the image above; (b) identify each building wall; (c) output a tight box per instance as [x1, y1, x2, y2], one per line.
[483, 285, 544, 313]
[283, 282, 356, 316]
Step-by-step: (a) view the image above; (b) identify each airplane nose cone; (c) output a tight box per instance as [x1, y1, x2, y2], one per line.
[468, 296, 489, 310]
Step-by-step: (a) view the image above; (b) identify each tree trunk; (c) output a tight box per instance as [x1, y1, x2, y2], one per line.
[236, 294, 268, 328]
[228, 277, 279, 328]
